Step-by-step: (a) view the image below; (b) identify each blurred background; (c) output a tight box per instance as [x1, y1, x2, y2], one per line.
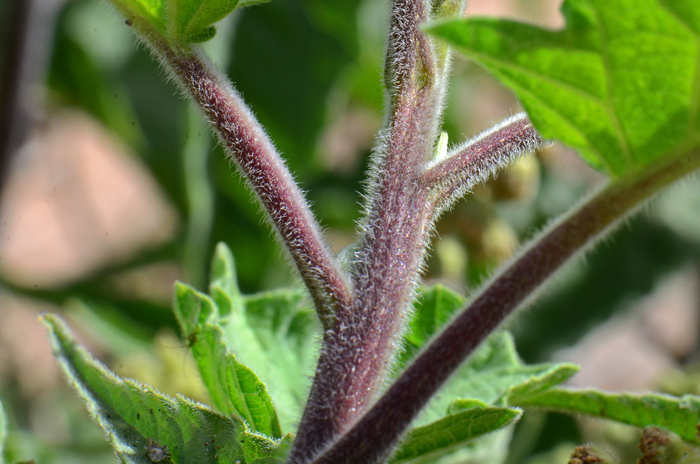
[1, 0, 700, 462]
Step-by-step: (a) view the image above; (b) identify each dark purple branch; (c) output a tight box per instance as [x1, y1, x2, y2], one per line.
[424, 113, 545, 216]
[153, 47, 352, 327]
[308, 148, 700, 464]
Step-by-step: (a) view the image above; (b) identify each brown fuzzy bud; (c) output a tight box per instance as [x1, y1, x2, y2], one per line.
[638, 427, 688, 464]
[569, 445, 615, 464]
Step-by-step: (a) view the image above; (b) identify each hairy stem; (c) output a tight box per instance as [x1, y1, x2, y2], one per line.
[308, 146, 700, 464]
[150, 43, 352, 328]
[425, 113, 546, 216]
[287, 0, 441, 460]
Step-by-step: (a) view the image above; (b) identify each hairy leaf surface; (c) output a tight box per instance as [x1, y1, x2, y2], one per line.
[42, 313, 285, 463]
[425, 0, 700, 176]
[402, 286, 579, 424]
[110, 0, 269, 44]
[178, 244, 320, 433]
[173, 283, 282, 438]
[393, 286, 578, 462]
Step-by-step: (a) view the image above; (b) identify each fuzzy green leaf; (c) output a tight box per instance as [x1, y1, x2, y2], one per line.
[404, 306, 578, 424]
[178, 244, 320, 434]
[390, 403, 522, 463]
[401, 285, 466, 365]
[209, 242, 244, 317]
[110, 0, 166, 34]
[395, 286, 578, 463]
[401, 286, 578, 422]
[109, 0, 270, 44]
[425, 0, 700, 177]
[165, 0, 239, 44]
[173, 283, 282, 438]
[42, 313, 286, 464]
[430, 332, 578, 419]
[221, 285, 320, 433]
[511, 388, 700, 444]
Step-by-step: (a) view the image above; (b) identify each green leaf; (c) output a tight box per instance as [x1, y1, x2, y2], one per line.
[173, 283, 282, 438]
[209, 242, 244, 317]
[109, 0, 271, 44]
[408, 329, 578, 425]
[390, 403, 522, 463]
[0, 400, 6, 464]
[111, 0, 166, 33]
[424, 0, 700, 177]
[511, 388, 700, 445]
[42, 313, 287, 464]
[401, 285, 466, 364]
[165, 0, 240, 44]
[224, 286, 320, 433]
[395, 286, 578, 463]
[177, 243, 320, 433]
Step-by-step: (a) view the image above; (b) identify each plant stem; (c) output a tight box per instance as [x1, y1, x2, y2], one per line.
[287, 0, 442, 460]
[308, 146, 700, 464]
[155, 45, 352, 328]
[425, 113, 545, 216]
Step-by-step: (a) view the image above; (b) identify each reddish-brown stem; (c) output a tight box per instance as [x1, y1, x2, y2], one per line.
[308, 147, 700, 464]
[287, 0, 440, 461]
[155, 46, 352, 327]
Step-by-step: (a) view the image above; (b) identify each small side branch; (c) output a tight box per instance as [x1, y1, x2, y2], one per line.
[424, 113, 545, 216]
[307, 148, 700, 464]
[157, 46, 351, 327]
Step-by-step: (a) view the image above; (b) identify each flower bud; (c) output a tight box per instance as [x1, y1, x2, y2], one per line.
[568, 444, 617, 464]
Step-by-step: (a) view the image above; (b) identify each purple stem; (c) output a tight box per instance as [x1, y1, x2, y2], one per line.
[156, 46, 352, 326]
[287, 0, 441, 460]
[307, 147, 700, 464]
[425, 113, 545, 215]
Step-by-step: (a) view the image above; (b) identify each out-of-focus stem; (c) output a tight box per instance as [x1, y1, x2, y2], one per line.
[308, 146, 700, 464]
[151, 44, 352, 328]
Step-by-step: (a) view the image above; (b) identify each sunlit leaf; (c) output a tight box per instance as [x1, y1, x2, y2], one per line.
[425, 0, 700, 176]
